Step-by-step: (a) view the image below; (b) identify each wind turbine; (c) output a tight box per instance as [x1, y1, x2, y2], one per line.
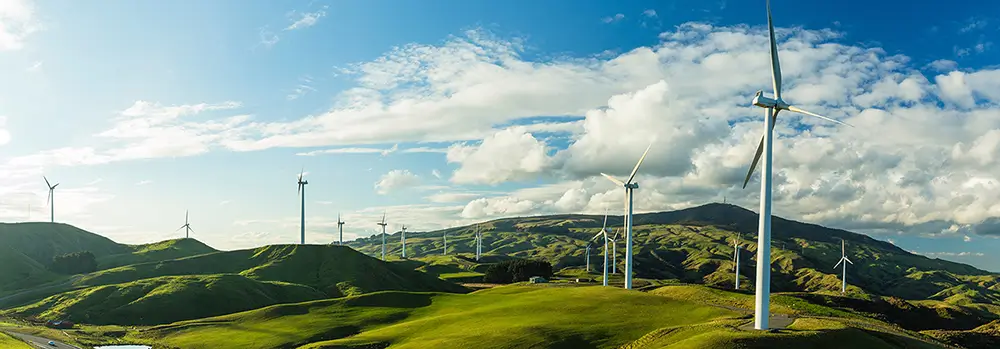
[296, 169, 308, 245]
[474, 223, 483, 261]
[337, 214, 345, 245]
[443, 231, 448, 255]
[834, 239, 854, 294]
[600, 143, 652, 290]
[740, 0, 854, 330]
[400, 225, 408, 258]
[733, 233, 742, 289]
[377, 212, 387, 260]
[176, 210, 194, 239]
[589, 212, 611, 286]
[610, 228, 620, 274]
[43, 176, 59, 223]
[585, 242, 592, 272]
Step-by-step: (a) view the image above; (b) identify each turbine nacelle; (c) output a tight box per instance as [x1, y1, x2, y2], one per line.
[751, 93, 786, 110]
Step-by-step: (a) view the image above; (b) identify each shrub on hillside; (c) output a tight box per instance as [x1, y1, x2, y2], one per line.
[48, 251, 97, 275]
[483, 259, 552, 284]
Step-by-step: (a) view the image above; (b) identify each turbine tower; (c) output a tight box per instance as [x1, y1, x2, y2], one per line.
[611, 228, 619, 274]
[589, 212, 611, 286]
[43, 176, 59, 223]
[733, 233, 741, 290]
[585, 242, 592, 272]
[834, 239, 854, 294]
[337, 213, 345, 245]
[400, 225, 408, 258]
[296, 169, 308, 245]
[600, 143, 652, 290]
[443, 231, 448, 255]
[176, 210, 194, 239]
[740, 0, 853, 330]
[474, 223, 482, 261]
[377, 212, 388, 260]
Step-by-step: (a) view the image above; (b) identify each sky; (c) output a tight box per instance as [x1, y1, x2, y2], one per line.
[2, 0, 1000, 270]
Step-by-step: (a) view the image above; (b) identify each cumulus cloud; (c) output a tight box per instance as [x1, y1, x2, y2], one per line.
[602, 13, 625, 23]
[447, 126, 550, 185]
[375, 169, 420, 194]
[0, 0, 40, 50]
[286, 7, 327, 31]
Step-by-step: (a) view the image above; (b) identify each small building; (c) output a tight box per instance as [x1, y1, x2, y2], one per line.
[574, 278, 592, 283]
[529, 276, 548, 284]
[46, 320, 74, 329]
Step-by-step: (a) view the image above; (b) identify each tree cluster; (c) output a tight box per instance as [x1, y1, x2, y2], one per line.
[483, 259, 552, 284]
[48, 251, 97, 275]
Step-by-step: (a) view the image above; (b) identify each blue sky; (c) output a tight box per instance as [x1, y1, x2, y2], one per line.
[2, 0, 1000, 271]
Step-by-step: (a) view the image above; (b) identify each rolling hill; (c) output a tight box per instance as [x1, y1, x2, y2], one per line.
[96, 238, 218, 269]
[2, 245, 469, 325]
[348, 203, 1000, 321]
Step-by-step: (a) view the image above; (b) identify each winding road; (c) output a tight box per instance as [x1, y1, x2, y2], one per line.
[3, 330, 81, 349]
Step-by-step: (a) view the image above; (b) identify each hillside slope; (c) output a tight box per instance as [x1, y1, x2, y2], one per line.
[347, 203, 1000, 310]
[97, 238, 218, 269]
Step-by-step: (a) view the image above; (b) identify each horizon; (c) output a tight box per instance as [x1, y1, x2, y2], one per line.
[1, 0, 1000, 270]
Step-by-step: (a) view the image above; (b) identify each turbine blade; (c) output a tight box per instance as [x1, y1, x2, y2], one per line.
[742, 108, 779, 189]
[43, 176, 51, 188]
[602, 209, 608, 232]
[845, 257, 853, 265]
[52, 183, 59, 189]
[787, 105, 853, 127]
[767, 0, 782, 100]
[175, 225, 185, 232]
[297, 183, 301, 196]
[186, 210, 189, 223]
[841, 239, 846, 257]
[626, 142, 653, 185]
[600, 173, 624, 186]
[834, 258, 843, 269]
[188, 226, 195, 233]
[46, 190, 51, 206]
[591, 231, 603, 241]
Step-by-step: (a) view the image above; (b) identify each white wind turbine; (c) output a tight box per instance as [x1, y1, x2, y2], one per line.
[377, 212, 388, 260]
[474, 223, 483, 261]
[43, 176, 59, 223]
[296, 169, 309, 245]
[610, 228, 620, 274]
[443, 230, 448, 255]
[601, 143, 652, 290]
[834, 239, 854, 294]
[733, 233, 741, 290]
[337, 214, 345, 245]
[740, 0, 854, 330]
[400, 225, 408, 258]
[589, 212, 611, 286]
[176, 210, 194, 239]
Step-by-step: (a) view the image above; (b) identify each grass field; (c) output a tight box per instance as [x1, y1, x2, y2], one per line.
[0, 331, 32, 348]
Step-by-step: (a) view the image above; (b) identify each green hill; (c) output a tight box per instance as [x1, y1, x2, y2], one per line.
[6, 274, 325, 325]
[1, 245, 469, 324]
[347, 203, 1000, 310]
[130, 285, 945, 349]
[96, 238, 218, 269]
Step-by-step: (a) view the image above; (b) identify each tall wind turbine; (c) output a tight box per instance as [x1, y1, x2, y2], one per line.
[589, 212, 611, 286]
[740, 0, 853, 330]
[296, 169, 308, 245]
[43, 176, 59, 223]
[443, 231, 448, 255]
[400, 225, 408, 258]
[377, 212, 388, 260]
[176, 210, 194, 239]
[337, 214, 345, 245]
[474, 223, 482, 261]
[733, 233, 742, 289]
[600, 143, 652, 290]
[610, 228, 619, 274]
[834, 239, 854, 294]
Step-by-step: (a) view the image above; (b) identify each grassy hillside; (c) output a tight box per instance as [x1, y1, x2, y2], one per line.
[0, 223, 129, 263]
[131, 285, 947, 349]
[96, 238, 218, 269]
[6, 274, 325, 325]
[1, 245, 469, 324]
[0, 246, 61, 293]
[347, 203, 1000, 311]
[0, 332, 32, 349]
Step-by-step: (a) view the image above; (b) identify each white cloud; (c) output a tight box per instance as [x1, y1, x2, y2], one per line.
[643, 9, 657, 18]
[926, 59, 957, 72]
[431, 169, 442, 179]
[26, 60, 41, 72]
[447, 126, 550, 185]
[219, 200, 231, 206]
[287, 75, 317, 100]
[258, 27, 280, 48]
[922, 251, 985, 258]
[964, 235, 972, 242]
[296, 147, 385, 156]
[426, 192, 483, 203]
[374, 169, 420, 195]
[8, 101, 245, 167]
[0, 0, 40, 50]
[602, 13, 625, 23]
[0, 116, 11, 146]
[135, 180, 153, 186]
[285, 7, 327, 31]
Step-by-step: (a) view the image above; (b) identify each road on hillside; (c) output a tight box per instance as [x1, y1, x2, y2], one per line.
[3, 330, 81, 349]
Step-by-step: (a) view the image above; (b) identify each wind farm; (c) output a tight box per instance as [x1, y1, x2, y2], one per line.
[0, 0, 997, 348]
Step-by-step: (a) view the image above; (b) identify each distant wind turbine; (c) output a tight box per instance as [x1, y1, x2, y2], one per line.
[610, 228, 620, 274]
[589, 211, 611, 286]
[377, 212, 388, 260]
[176, 210, 194, 239]
[739, 0, 854, 330]
[297, 169, 309, 245]
[43, 176, 59, 223]
[834, 239, 854, 294]
[600, 142, 652, 290]
[474, 223, 483, 261]
[400, 225, 408, 258]
[337, 213, 345, 245]
[443, 230, 448, 255]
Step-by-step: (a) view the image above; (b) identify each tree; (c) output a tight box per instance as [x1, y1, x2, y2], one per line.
[48, 251, 97, 275]
[483, 259, 552, 284]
